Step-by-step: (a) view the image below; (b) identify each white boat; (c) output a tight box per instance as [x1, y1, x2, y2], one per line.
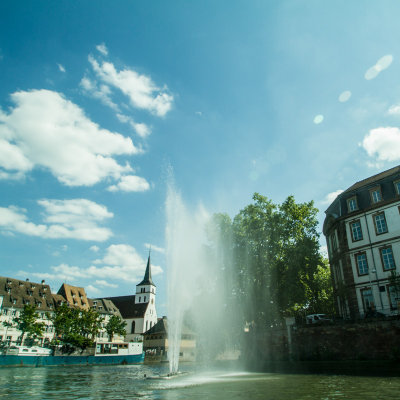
[6, 345, 52, 356]
[95, 342, 143, 356]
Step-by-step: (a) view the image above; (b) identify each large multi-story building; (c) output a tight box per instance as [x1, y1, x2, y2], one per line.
[324, 165, 400, 318]
[0, 279, 124, 345]
[0, 277, 57, 345]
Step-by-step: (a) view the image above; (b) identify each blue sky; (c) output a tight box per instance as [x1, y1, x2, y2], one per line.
[2, 1, 400, 316]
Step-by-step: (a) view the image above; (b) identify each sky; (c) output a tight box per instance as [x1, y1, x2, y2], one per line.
[2, 1, 400, 317]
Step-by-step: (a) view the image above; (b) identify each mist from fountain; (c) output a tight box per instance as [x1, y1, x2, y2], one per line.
[165, 179, 239, 374]
[165, 181, 207, 373]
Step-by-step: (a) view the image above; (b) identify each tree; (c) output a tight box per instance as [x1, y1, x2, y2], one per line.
[105, 315, 126, 342]
[208, 193, 334, 328]
[49, 304, 104, 350]
[14, 304, 45, 345]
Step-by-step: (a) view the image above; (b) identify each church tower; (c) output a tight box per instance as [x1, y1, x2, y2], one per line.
[135, 253, 156, 304]
[135, 252, 157, 332]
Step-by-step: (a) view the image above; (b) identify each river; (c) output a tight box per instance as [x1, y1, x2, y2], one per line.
[1, 363, 400, 399]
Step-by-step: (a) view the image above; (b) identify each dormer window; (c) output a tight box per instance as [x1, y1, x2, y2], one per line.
[370, 186, 382, 203]
[347, 197, 358, 212]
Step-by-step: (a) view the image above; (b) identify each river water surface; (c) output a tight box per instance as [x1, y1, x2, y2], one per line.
[1, 364, 400, 400]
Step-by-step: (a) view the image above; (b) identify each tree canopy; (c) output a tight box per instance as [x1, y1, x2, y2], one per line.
[49, 304, 104, 350]
[13, 304, 45, 345]
[206, 193, 334, 330]
[105, 315, 126, 342]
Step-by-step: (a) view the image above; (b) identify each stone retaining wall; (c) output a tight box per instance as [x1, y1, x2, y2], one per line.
[245, 319, 400, 366]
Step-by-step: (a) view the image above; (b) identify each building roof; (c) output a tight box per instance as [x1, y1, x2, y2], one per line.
[323, 164, 400, 234]
[144, 317, 195, 336]
[88, 298, 122, 318]
[137, 255, 155, 287]
[104, 295, 149, 319]
[57, 283, 89, 310]
[342, 165, 400, 195]
[0, 276, 56, 311]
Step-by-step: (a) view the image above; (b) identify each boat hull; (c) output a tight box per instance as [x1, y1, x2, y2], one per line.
[0, 352, 145, 367]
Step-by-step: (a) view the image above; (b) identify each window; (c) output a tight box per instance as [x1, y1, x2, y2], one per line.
[388, 285, 400, 310]
[370, 187, 382, 203]
[394, 180, 400, 195]
[350, 220, 363, 241]
[347, 197, 358, 212]
[139, 296, 141, 302]
[331, 233, 338, 251]
[374, 213, 388, 235]
[144, 296, 146, 302]
[131, 321, 136, 334]
[361, 288, 375, 311]
[380, 247, 396, 271]
[356, 253, 369, 275]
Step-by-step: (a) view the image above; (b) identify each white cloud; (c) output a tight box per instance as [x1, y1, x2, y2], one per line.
[116, 113, 151, 138]
[95, 279, 118, 288]
[90, 245, 100, 252]
[30, 244, 163, 284]
[0, 199, 113, 241]
[57, 64, 66, 73]
[0, 89, 141, 186]
[86, 285, 101, 295]
[321, 190, 344, 205]
[80, 77, 120, 111]
[107, 175, 150, 192]
[362, 127, 400, 162]
[365, 54, 393, 80]
[387, 104, 400, 116]
[96, 43, 108, 56]
[88, 55, 173, 117]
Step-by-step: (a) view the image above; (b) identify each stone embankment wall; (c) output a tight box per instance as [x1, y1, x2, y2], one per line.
[245, 319, 400, 366]
[292, 320, 400, 361]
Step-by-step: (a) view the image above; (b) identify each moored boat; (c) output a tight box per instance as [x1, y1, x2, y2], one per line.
[0, 342, 144, 367]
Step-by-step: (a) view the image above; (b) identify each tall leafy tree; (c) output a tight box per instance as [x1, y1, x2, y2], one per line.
[208, 193, 334, 329]
[14, 304, 45, 345]
[105, 315, 126, 342]
[49, 304, 104, 350]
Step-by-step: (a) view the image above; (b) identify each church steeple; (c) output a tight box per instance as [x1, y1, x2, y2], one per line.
[135, 250, 156, 306]
[137, 251, 155, 287]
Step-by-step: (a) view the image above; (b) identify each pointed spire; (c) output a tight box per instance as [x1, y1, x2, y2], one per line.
[137, 249, 155, 286]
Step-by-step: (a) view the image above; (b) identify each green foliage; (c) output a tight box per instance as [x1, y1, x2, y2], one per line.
[207, 193, 334, 330]
[13, 304, 45, 344]
[49, 304, 104, 350]
[105, 315, 126, 342]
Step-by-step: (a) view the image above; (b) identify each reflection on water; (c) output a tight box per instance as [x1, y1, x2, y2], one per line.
[1, 364, 400, 400]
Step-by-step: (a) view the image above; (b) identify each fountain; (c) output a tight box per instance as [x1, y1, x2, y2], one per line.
[165, 178, 238, 374]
